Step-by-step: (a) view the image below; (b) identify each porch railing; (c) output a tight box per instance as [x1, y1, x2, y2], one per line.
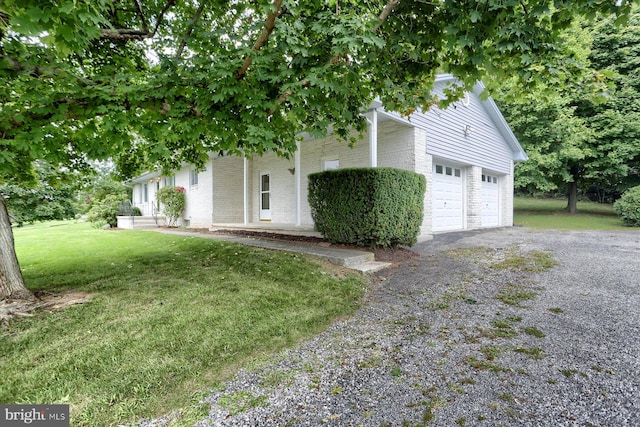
[118, 201, 135, 227]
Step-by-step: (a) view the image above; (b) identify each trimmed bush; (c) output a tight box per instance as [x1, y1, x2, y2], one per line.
[613, 185, 640, 226]
[308, 168, 426, 248]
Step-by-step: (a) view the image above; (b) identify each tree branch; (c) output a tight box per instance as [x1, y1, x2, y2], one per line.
[132, 0, 150, 33]
[267, 0, 399, 117]
[234, 0, 285, 80]
[100, 0, 177, 41]
[176, 0, 207, 59]
[373, 0, 400, 32]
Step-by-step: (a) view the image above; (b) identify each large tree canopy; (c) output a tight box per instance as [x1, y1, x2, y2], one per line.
[497, 6, 640, 211]
[0, 0, 637, 300]
[2, 0, 635, 180]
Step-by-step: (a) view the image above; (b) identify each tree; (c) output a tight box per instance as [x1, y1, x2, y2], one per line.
[0, 0, 636, 300]
[1, 162, 77, 226]
[576, 7, 640, 201]
[497, 7, 640, 212]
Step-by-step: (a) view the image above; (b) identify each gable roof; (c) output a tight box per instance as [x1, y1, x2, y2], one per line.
[374, 74, 526, 162]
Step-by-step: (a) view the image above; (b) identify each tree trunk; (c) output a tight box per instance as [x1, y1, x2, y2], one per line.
[566, 181, 578, 214]
[0, 196, 34, 301]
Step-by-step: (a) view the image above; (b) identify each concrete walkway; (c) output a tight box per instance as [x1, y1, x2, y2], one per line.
[145, 228, 392, 274]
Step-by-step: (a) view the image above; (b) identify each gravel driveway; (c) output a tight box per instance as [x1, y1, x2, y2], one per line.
[154, 228, 640, 426]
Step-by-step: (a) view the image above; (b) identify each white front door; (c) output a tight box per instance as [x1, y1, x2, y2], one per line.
[481, 173, 500, 227]
[432, 163, 465, 232]
[260, 173, 271, 221]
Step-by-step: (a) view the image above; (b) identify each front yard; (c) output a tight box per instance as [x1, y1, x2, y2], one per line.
[1, 222, 367, 426]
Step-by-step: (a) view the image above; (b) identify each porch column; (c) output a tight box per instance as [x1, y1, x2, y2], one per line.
[243, 156, 249, 225]
[295, 141, 301, 226]
[369, 108, 378, 167]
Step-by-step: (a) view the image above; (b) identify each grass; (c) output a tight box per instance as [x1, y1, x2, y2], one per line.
[496, 288, 538, 307]
[514, 196, 633, 230]
[514, 347, 545, 360]
[490, 250, 558, 273]
[522, 326, 546, 338]
[2, 221, 367, 427]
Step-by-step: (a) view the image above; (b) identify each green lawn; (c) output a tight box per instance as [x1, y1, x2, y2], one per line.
[2, 222, 367, 426]
[514, 197, 632, 230]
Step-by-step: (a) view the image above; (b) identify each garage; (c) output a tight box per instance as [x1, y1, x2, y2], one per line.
[432, 163, 465, 232]
[481, 172, 500, 227]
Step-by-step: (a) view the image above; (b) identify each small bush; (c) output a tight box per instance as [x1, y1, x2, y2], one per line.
[308, 168, 426, 248]
[157, 186, 186, 227]
[613, 185, 640, 226]
[87, 194, 127, 228]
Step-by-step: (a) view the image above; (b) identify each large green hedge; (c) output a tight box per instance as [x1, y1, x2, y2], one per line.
[308, 168, 426, 248]
[613, 185, 640, 226]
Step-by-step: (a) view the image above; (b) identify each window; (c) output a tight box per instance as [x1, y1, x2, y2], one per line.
[493, 176, 497, 184]
[323, 159, 339, 171]
[142, 184, 148, 202]
[190, 169, 199, 186]
[436, 164, 460, 177]
[482, 174, 486, 182]
[164, 176, 175, 187]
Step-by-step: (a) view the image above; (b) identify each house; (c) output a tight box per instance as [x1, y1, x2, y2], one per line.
[120, 74, 527, 242]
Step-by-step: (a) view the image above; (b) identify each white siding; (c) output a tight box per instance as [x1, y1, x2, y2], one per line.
[383, 81, 515, 175]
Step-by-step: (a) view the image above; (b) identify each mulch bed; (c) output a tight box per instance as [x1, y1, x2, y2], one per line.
[198, 228, 421, 264]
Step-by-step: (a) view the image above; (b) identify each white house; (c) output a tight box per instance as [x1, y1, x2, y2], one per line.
[122, 75, 527, 242]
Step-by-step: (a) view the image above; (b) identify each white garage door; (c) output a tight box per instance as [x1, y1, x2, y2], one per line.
[481, 173, 500, 227]
[432, 163, 464, 232]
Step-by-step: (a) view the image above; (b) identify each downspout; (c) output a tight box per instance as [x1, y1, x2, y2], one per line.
[364, 108, 378, 167]
[295, 141, 301, 226]
[243, 156, 249, 225]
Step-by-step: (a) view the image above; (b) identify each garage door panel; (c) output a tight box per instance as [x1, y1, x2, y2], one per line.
[481, 173, 500, 227]
[432, 164, 464, 232]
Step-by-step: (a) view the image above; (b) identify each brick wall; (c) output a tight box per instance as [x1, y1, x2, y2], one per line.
[212, 156, 245, 223]
[175, 159, 214, 228]
[413, 129, 433, 240]
[466, 165, 483, 229]
[501, 161, 515, 226]
[250, 152, 297, 224]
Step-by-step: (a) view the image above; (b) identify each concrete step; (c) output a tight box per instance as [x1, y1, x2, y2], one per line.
[351, 260, 393, 274]
[117, 216, 165, 229]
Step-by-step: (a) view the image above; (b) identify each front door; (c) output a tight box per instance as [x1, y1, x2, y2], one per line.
[260, 173, 271, 221]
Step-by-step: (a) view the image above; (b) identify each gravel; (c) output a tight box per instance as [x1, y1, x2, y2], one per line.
[141, 228, 640, 427]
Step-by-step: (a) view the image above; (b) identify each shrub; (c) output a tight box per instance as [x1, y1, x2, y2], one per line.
[157, 186, 186, 227]
[87, 194, 127, 228]
[613, 185, 640, 226]
[308, 168, 426, 248]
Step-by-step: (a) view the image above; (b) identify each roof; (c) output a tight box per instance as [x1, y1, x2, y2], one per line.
[372, 74, 528, 162]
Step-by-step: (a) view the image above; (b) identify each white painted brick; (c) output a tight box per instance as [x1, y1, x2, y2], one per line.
[131, 117, 518, 235]
[212, 156, 245, 223]
[466, 166, 483, 229]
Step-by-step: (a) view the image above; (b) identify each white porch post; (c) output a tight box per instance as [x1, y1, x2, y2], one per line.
[369, 108, 378, 167]
[295, 141, 301, 226]
[243, 156, 249, 225]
